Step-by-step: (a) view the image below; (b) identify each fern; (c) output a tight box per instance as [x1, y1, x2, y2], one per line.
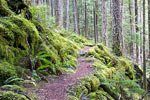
[32, 51, 57, 74]
[101, 70, 145, 96]
[4, 76, 24, 85]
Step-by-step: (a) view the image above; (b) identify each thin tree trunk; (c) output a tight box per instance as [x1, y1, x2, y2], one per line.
[72, 0, 79, 34]
[128, 0, 135, 61]
[143, 0, 147, 92]
[76, 0, 80, 35]
[51, 0, 54, 16]
[148, 0, 150, 60]
[120, 0, 124, 55]
[55, 0, 59, 25]
[94, 3, 96, 44]
[57, 0, 63, 27]
[102, 0, 108, 46]
[84, 0, 88, 37]
[65, 0, 69, 30]
[135, 0, 140, 64]
[95, 0, 98, 43]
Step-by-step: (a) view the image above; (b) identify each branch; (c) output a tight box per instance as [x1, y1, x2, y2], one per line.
[26, 37, 34, 72]
[139, 90, 150, 100]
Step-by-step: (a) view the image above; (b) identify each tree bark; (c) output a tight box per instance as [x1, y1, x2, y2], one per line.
[84, 0, 88, 37]
[51, 0, 54, 16]
[143, 0, 147, 91]
[57, 0, 63, 28]
[135, 0, 140, 64]
[111, 0, 122, 56]
[94, 3, 96, 44]
[72, 0, 79, 34]
[120, 0, 124, 55]
[148, 0, 150, 60]
[139, 1, 143, 65]
[128, 0, 136, 61]
[102, 0, 108, 46]
[65, 0, 69, 30]
[94, 0, 98, 44]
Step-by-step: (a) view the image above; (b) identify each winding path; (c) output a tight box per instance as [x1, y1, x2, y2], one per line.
[36, 47, 94, 100]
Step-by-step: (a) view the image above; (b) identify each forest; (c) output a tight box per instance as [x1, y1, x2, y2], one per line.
[0, 0, 150, 100]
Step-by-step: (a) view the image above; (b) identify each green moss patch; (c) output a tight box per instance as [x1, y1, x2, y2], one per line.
[0, 91, 28, 100]
[0, 0, 13, 16]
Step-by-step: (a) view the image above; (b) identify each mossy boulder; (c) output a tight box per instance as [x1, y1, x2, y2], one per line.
[0, 91, 28, 100]
[83, 76, 100, 92]
[0, 15, 41, 64]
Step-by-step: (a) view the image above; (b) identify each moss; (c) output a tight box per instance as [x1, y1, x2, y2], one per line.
[67, 96, 80, 100]
[90, 76, 100, 91]
[0, 91, 28, 100]
[117, 58, 135, 80]
[0, 14, 81, 75]
[83, 76, 100, 92]
[0, 62, 17, 85]
[96, 89, 114, 100]
[86, 43, 117, 67]
[87, 92, 97, 100]
[0, 16, 41, 64]
[112, 42, 122, 56]
[59, 29, 90, 47]
[0, 0, 13, 16]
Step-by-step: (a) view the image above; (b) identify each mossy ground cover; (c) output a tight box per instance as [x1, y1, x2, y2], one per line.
[67, 43, 144, 100]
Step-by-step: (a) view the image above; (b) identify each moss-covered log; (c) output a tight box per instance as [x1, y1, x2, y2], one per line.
[101, 85, 119, 100]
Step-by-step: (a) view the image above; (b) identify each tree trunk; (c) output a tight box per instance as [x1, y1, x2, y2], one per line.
[102, 0, 108, 46]
[94, 0, 98, 44]
[128, 0, 136, 61]
[95, 0, 98, 43]
[57, 0, 63, 28]
[120, 0, 124, 55]
[111, 0, 122, 56]
[135, 0, 140, 64]
[148, 0, 150, 60]
[65, 0, 69, 30]
[94, 3, 96, 44]
[76, 0, 80, 35]
[140, 1, 143, 65]
[84, 0, 88, 37]
[51, 0, 54, 16]
[72, 0, 79, 34]
[143, 0, 147, 91]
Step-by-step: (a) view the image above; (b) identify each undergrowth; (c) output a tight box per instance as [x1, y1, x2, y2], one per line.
[67, 43, 145, 100]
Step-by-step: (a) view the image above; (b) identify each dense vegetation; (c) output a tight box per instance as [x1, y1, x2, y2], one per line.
[0, 0, 149, 100]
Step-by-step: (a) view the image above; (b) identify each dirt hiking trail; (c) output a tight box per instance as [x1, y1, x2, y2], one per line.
[36, 47, 94, 100]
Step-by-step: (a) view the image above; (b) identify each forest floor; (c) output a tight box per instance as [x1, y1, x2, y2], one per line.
[35, 47, 94, 100]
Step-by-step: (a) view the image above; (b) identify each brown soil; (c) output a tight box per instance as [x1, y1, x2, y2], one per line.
[36, 47, 94, 100]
